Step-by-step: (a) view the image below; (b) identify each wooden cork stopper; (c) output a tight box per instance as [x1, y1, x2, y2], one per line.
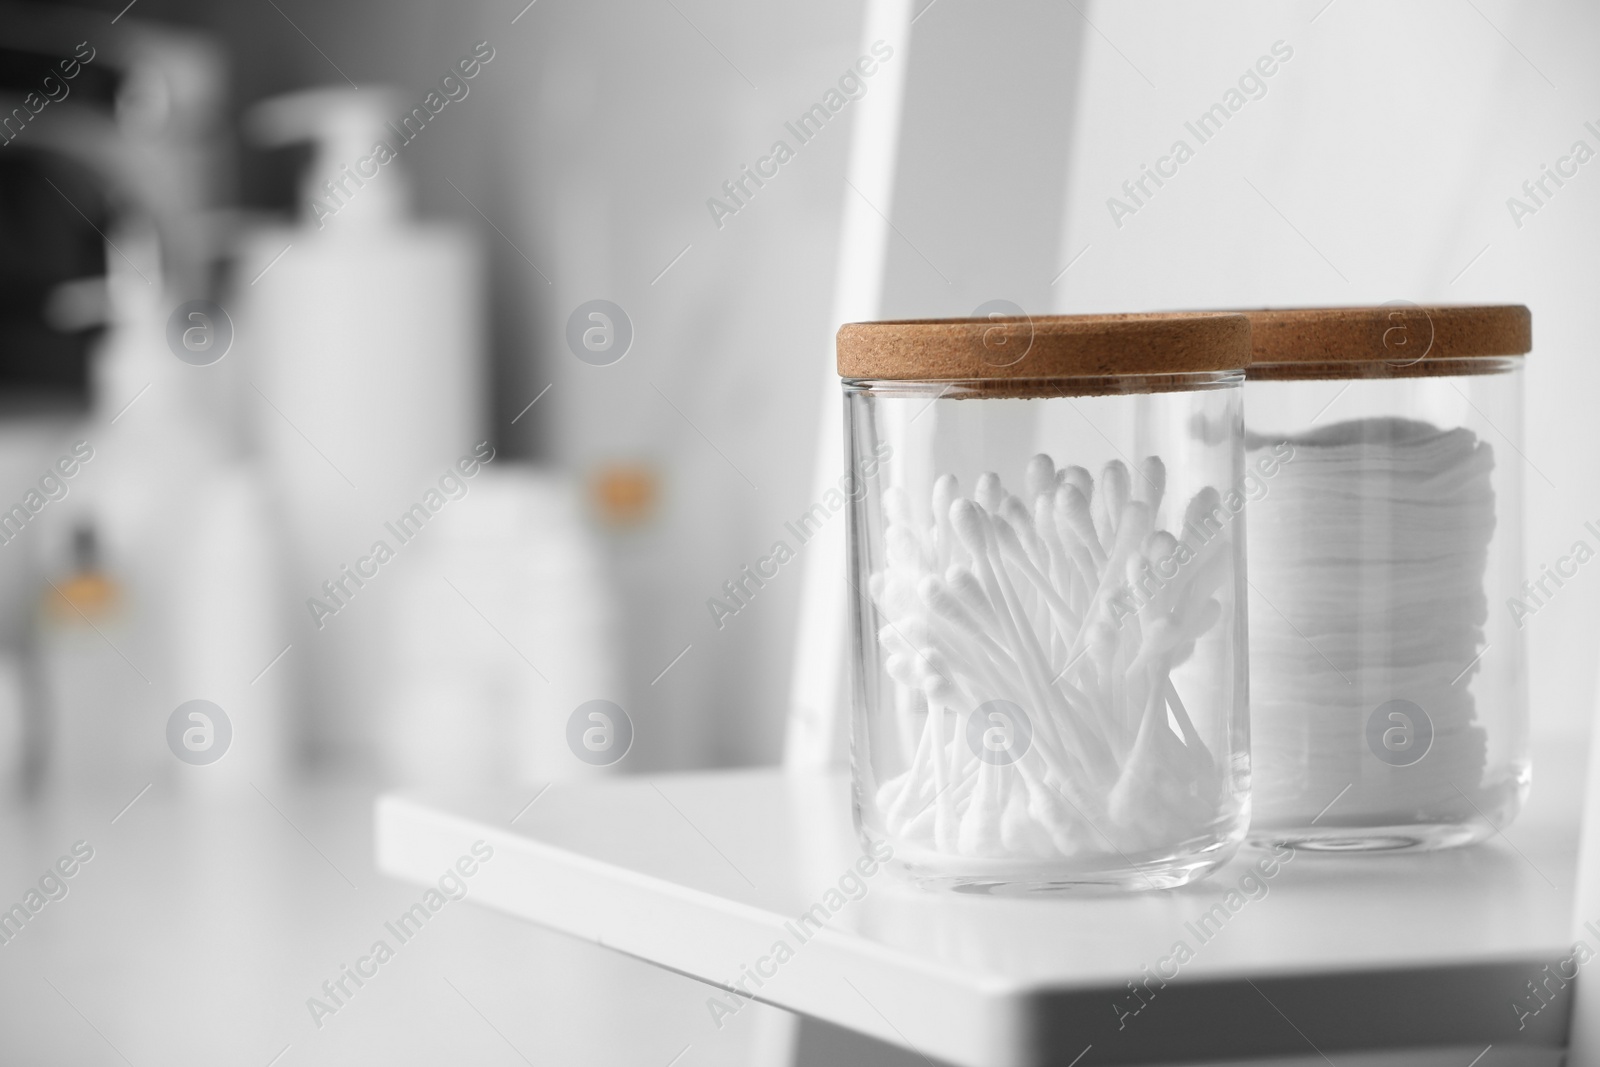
[837, 313, 1252, 391]
[1244, 305, 1530, 380]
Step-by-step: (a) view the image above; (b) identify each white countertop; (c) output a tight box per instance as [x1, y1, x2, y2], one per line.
[0, 780, 763, 1066]
[377, 739, 1583, 1067]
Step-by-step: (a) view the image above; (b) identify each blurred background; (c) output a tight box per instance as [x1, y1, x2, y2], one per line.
[0, 0, 1597, 1063]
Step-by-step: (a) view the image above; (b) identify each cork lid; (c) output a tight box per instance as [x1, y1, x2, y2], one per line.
[1244, 304, 1530, 380]
[837, 312, 1252, 387]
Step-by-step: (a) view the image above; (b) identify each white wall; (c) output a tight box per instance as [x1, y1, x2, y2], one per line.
[480, 0, 863, 767]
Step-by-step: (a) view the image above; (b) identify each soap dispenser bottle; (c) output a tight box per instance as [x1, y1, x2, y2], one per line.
[235, 87, 484, 772]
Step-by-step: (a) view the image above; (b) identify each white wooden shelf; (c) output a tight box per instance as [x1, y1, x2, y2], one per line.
[375, 741, 1581, 1067]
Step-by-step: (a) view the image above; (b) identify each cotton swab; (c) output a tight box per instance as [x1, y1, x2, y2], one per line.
[869, 453, 1230, 867]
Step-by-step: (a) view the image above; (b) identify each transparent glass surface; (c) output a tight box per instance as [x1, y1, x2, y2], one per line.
[844, 373, 1250, 892]
[1244, 359, 1528, 852]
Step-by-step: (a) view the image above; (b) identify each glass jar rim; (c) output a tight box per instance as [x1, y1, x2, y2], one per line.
[841, 369, 1244, 398]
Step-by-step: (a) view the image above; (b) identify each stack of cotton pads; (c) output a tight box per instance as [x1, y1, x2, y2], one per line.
[868, 453, 1233, 867]
[1247, 417, 1495, 827]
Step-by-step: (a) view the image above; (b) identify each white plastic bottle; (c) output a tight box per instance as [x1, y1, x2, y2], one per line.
[379, 466, 624, 787]
[236, 87, 485, 772]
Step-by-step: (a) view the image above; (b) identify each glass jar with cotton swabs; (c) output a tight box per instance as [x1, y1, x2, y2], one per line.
[840, 313, 1254, 892]
[1241, 305, 1531, 853]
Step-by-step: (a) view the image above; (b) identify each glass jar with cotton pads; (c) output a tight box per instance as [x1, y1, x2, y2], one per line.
[838, 312, 1253, 891]
[1241, 305, 1531, 853]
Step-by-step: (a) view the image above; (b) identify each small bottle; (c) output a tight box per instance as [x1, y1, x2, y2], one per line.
[39, 523, 159, 796]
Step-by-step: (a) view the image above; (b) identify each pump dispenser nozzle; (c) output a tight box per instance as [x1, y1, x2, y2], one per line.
[246, 87, 409, 230]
